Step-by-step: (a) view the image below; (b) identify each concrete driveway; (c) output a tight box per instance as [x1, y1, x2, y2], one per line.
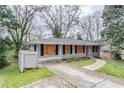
[22, 75, 76, 88]
[40, 62, 124, 88]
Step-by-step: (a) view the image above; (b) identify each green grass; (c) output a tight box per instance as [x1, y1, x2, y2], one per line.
[0, 64, 54, 88]
[67, 59, 95, 67]
[97, 60, 124, 79]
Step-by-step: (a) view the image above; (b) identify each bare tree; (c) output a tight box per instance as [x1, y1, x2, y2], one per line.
[39, 5, 81, 38]
[94, 11, 103, 40]
[79, 15, 95, 41]
[26, 22, 48, 41]
[78, 11, 102, 42]
[66, 31, 76, 39]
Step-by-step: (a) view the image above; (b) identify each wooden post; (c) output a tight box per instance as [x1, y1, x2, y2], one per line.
[72, 45, 75, 55]
[58, 45, 63, 56]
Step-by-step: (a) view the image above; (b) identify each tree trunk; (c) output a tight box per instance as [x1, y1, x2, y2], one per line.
[15, 43, 22, 58]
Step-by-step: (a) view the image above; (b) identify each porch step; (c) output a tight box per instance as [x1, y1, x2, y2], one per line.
[38, 56, 62, 63]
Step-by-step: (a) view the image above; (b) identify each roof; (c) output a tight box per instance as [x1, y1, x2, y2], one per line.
[28, 38, 103, 46]
[100, 45, 112, 52]
[101, 45, 124, 54]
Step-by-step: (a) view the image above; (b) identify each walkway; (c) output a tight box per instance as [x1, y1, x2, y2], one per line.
[40, 62, 124, 88]
[22, 75, 76, 88]
[82, 59, 106, 71]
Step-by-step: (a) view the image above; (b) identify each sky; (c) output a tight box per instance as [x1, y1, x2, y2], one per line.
[81, 5, 104, 15]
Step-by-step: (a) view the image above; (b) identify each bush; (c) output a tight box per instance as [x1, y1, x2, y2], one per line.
[0, 55, 7, 69]
[111, 49, 122, 60]
[0, 37, 13, 69]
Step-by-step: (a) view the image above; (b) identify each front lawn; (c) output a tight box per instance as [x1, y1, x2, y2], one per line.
[0, 64, 54, 88]
[97, 60, 124, 79]
[67, 58, 95, 67]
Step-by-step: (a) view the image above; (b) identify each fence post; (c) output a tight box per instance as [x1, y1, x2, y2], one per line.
[19, 51, 25, 73]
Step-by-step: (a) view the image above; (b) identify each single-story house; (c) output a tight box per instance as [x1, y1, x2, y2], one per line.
[28, 38, 103, 62]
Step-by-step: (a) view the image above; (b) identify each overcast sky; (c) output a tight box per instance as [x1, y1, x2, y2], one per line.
[81, 5, 104, 15]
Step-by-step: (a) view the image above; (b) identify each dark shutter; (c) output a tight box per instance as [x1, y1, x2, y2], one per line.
[40, 44, 44, 56]
[56, 45, 58, 55]
[70, 45, 72, 54]
[34, 45, 36, 51]
[63, 45, 65, 54]
[83, 46, 85, 53]
[92, 46, 95, 53]
[75, 45, 77, 54]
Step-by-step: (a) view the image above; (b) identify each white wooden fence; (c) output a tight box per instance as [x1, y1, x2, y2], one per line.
[19, 50, 38, 72]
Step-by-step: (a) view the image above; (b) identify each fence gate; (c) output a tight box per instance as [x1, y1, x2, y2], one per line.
[19, 50, 38, 72]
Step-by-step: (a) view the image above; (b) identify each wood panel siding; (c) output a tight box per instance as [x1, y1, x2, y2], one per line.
[65, 45, 70, 54]
[77, 45, 83, 53]
[44, 44, 56, 56]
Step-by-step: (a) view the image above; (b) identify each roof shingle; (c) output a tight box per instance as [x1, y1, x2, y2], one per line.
[28, 38, 103, 46]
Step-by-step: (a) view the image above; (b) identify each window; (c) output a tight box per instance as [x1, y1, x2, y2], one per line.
[75, 45, 77, 54]
[70, 45, 72, 54]
[83, 46, 85, 53]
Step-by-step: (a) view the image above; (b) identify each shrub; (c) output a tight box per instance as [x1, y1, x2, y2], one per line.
[0, 55, 7, 69]
[111, 49, 122, 60]
[0, 37, 13, 68]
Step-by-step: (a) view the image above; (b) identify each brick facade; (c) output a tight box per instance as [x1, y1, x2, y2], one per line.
[101, 51, 113, 59]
